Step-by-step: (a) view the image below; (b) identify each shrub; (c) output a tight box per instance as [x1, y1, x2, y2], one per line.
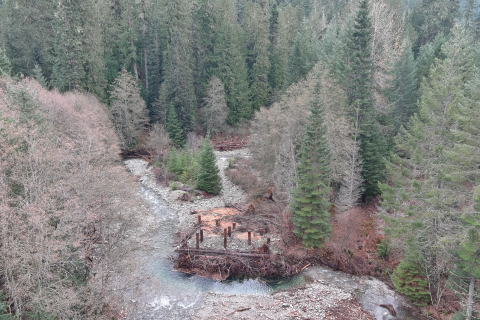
[196, 139, 222, 194]
[376, 239, 390, 260]
[166, 148, 199, 186]
[392, 260, 430, 306]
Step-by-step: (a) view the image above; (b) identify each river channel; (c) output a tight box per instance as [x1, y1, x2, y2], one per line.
[126, 159, 419, 320]
[131, 186, 306, 319]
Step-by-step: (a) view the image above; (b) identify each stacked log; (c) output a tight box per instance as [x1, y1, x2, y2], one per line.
[211, 134, 249, 151]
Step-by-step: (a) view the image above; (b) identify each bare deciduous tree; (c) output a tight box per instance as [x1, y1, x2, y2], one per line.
[201, 76, 228, 134]
[0, 78, 150, 318]
[251, 63, 356, 202]
[110, 68, 149, 149]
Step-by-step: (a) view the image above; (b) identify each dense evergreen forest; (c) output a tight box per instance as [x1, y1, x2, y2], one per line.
[3, 0, 480, 318]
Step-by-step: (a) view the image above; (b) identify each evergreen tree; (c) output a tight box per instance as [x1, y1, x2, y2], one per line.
[212, 0, 251, 125]
[462, 0, 478, 29]
[110, 68, 149, 149]
[52, 0, 106, 98]
[3, 0, 55, 78]
[409, 0, 460, 52]
[319, 18, 353, 87]
[268, 3, 282, 92]
[245, 1, 271, 111]
[415, 33, 447, 89]
[348, 0, 387, 199]
[0, 48, 11, 76]
[392, 260, 431, 306]
[193, 0, 216, 102]
[196, 138, 222, 194]
[380, 26, 474, 304]
[32, 64, 48, 89]
[290, 81, 332, 248]
[146, 11, 163, 117]
[159, 30, 197, 132]
[283, 20, 315, 90]
[157, 0, 197, 132]
[166, 103, 186, 147]
[390, 37, 419, 131]
[275, 5, 299, 92]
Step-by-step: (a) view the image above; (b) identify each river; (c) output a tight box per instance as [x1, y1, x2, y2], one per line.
[125, 159, 419, 320]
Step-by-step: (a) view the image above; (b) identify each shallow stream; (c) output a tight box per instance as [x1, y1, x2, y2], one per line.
[135, 186, 305, 319]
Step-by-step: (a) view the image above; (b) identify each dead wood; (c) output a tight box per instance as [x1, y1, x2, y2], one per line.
[228, 307, 251, 315]
[174, 224, 202, 247]
[174, 248, 271, 259]
[379, 304, 396, 316]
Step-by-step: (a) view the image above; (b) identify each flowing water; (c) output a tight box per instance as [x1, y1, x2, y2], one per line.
[134, 186, 305, 319]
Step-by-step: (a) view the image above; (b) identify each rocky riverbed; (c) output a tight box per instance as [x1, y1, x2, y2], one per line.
[125, 149, 248, 230]
[123, 150, 423, 320]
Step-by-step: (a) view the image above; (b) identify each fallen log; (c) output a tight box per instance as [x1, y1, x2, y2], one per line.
[175, 248, 271, 259]
[379, 304, 396, 316]
[228, 307, 251, 315]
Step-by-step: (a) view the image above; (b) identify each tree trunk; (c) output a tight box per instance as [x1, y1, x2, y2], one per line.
[467, 276, 476, 320]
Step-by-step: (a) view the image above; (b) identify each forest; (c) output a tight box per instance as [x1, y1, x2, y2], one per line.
[2, 0, 480, 319]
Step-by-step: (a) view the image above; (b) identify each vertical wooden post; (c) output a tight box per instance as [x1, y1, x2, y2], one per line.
[224, 228, 227, 249]
[216, 219, 220, 227]
[197, 215, 201, 225]
[228, 226, 232, 238]
[232, 222, 236, 229]
[200, 229, 204, 242]
[248, 232, 251, 245]
[196, 233, 199, 249]
[266, 238, 271, 253]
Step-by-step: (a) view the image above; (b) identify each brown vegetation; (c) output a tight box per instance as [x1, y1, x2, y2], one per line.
[0, 78, 150, 318]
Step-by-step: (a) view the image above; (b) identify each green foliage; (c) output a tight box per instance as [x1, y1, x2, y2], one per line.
[171, 181, 178, 191]
[32, 64, 49, 89]
[0, 291, 13, 319]
[409, 0, 460, 52]
[283, 20, 316, 90]
[457, 212, 480, 278]
[392, 260, 431, 306]
[268, 3, 282, 91]
[389, 37, 419, 132]
[348, 0, 387, 199]
[376, 239, 390, 259]
[211, 1, 251, 125]
[290, 81, 332, 248]
[415, 33, 447, 88]
[196, 138, 222, 194]
[166, 103, 185, 147]
[167, 148, 198, 185]
[0, 47, 11, 77]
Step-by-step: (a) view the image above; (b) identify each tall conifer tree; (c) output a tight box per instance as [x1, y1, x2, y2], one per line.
[290, 81, 332, 248]
[212, 0, 251, 125]
[390, 37, 419, 131]
[245, 1, 271, 111]
[380, 26, 474, 304]
[347, 0, 387, 199]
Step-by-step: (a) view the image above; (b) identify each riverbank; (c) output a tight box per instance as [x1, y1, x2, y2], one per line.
[123, 152, 423, 320]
